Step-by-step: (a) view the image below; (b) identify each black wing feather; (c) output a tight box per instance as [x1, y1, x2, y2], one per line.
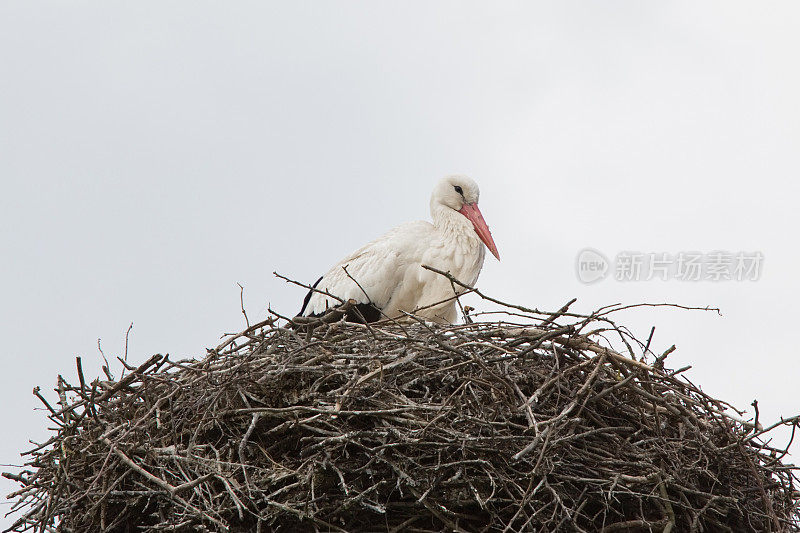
[297, 276, 382, 323]
[298, 276, 323, 316]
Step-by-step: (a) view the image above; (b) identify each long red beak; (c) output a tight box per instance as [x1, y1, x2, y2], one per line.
[459, 202, 500, 260]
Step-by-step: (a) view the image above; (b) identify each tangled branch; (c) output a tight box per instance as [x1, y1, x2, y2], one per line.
[3, 287, 798, 532]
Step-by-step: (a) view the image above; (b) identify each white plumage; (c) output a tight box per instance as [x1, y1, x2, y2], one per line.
[300, 175, 499, 324]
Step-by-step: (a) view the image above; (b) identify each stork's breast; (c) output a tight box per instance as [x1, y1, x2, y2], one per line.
[443, 238, 486, 287]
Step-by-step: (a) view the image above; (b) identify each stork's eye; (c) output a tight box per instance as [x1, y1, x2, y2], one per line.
[454, 185, 463, 196]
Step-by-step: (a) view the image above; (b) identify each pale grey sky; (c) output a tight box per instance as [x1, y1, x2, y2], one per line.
[2, 2, 799, 524]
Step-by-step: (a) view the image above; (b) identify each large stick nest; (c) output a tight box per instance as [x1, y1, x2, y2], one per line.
[4, 296, 799, 532]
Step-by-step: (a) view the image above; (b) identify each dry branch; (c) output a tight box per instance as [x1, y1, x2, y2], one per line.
[3, 290, 799, 532]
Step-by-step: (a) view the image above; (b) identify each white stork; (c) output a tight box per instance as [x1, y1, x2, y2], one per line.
[298, 175, 499, 324]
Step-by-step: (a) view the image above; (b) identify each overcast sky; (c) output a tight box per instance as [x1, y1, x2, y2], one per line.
[1, 2, 798, 524]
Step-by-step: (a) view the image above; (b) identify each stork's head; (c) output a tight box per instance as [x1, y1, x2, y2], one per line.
[431, 175, 500, 260]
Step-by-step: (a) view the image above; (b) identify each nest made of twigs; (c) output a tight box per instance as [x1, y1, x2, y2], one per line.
[4, 298, 800, 532]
